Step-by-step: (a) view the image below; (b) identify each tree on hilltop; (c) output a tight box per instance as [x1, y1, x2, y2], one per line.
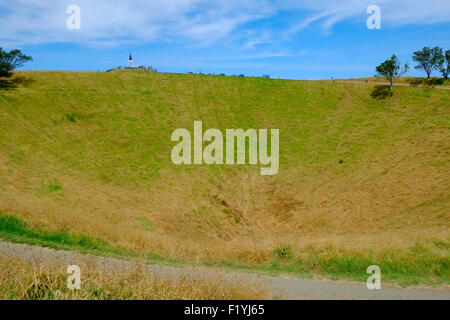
[412, 47, 443, 78]
[0, 48, 33, 77]
[375, 54, 409, 91]
[438, 50, 450, 79]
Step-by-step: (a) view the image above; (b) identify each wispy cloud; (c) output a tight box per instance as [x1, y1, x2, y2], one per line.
[218, 51, 293, 61]
[0, 0, 273, 47]
[282, 0, 450, 36]
[1, 0, 449, 48]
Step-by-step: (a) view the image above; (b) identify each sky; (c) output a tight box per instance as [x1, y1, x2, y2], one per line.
[1, 0, 449, 79]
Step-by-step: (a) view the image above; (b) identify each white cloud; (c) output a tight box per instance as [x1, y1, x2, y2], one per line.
[0, 0, 449, 48]
[0, 0, 273, 47]
[282, 0, 450, 35]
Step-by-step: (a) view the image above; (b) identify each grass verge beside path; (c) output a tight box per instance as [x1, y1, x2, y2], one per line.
[1, 212, 448, 288]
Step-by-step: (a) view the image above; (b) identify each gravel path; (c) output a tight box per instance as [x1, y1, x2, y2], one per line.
[1, 240, 449, 300]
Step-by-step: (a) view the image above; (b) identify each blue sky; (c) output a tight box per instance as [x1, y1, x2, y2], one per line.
[1, 0, 449, 79]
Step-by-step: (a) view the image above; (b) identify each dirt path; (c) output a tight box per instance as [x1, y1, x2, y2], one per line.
[337, 79, 450, 90]
[1, 240, 449, 300]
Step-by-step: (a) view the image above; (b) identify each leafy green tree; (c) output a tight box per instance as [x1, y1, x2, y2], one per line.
[412, 47, 443, 78]
[0, 48, 33, 77]
[438, 50, 450, 79]
[375, 55, 409, 91]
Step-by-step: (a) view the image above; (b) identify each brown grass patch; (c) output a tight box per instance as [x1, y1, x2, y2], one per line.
[0, 255, 274, 300]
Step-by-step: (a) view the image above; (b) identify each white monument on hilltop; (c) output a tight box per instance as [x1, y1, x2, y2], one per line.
[128, 53, 133, 68]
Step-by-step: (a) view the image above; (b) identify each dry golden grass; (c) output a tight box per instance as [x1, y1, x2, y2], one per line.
[0, 127, 448, 266]
[0, 71, 449, 282]
[0, 255, 273, 300]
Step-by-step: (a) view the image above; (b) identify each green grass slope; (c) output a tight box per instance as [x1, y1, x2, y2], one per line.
[0, 71, 449, 285]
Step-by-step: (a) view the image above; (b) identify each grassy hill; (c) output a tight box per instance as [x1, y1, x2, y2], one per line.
[0, 70, 449, 285]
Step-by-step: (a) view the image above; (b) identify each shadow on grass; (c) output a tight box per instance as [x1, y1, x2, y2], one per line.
[0, 76, 35, 90]
[371, 85, 393, 100]
[407, 77, 444, 87]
